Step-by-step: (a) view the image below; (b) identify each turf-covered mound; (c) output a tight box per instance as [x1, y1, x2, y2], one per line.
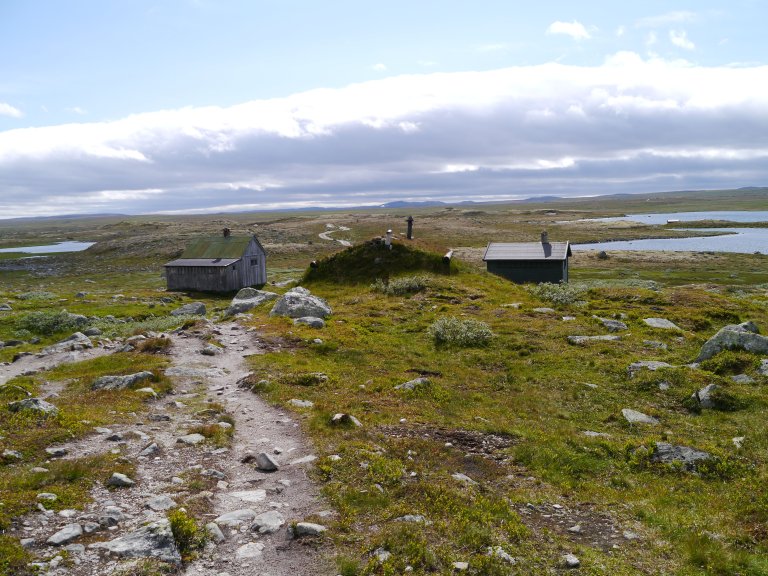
[302, 240, 455, 284]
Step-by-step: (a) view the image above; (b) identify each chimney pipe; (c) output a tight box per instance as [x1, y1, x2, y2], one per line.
[223, 228, 231, 238]
[541, 231, 548, 244]
[406, 216, 414, 240]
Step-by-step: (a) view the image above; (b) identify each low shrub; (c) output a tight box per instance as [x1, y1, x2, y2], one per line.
[168, 508, 206, 562]
[428, 317, 493, 347]
[527, 282, 586, 306]
[371, 275, 429, 296]
[15, 309, 88, 336]
[17, 290, 56, 301]
[134, 337, 172, 354]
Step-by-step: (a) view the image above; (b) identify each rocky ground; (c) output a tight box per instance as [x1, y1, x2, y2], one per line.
[4, 320, 333, 576]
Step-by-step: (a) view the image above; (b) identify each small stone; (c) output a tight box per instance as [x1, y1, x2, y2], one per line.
[486, 546, 516, 564]
[251, 510, 285, 534]
[45, 447, 68, 458]
[145, 495, 176, 511]
[206, 522, 226, 543]
[47, 523, 82, 546]
[623, 530, 640, 540]
[567, 524, 581, 533]
[177, 433, 206, 445]
[395, 377, 429, 391]
[255, 452, 279, 472]
[293, 522, 327, 537]
[564, 553, 580, 568]
[37, 493, 58, 502]
[2, 449, 22, 460]
[236, 541, 265, 559]
[8, 397, 59, 416]
[293, 316, 326, 328]
[288, 399, 314, 408]
[621, 408, 659, 425]
[374, 548, 392, 563]
[330, 413, 362, 427]
[733, 436, 745, 449]
[451, 472, 477, 486]
[107, 472, 135, 487]
[452, 561, 469, 571]
[139, 442, 160, 457]
[644, 318, 681, 330]
[214, 509, 256, 527]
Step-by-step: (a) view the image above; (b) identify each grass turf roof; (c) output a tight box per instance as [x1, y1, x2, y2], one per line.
[180, 235, 253, 259]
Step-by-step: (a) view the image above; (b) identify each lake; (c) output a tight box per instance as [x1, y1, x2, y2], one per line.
[572, 211, 768, 254]
[0, 241, 95, 254]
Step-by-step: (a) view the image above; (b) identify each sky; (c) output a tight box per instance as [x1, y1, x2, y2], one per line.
[1, 0, 767, 219]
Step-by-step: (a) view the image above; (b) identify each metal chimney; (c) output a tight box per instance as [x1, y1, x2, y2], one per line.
[406, 216, 414, 240]
[541, 230, 548, 244]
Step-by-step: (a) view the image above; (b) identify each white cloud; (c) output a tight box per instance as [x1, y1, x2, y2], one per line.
[372, 63, 387, 72]
[636, 11, 695, 28]
[67, 106, 88, 115]
[0, 102, 23, 118]
[546, 21, 592, 41]
[645, 31, 657, 46]
[1, 54, 767, 218]
[670, 30, 695, 51]
[615, 25, 626, 37]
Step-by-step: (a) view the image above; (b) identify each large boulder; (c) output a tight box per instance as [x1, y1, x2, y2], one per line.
[270, 287, 332, 319]
[92, 371, 154, 391]
[170, 302, 206, 316]
[89, 518, 181, 565]
[43, 332, 93, 355]
[8, 397, 59, 417]
[695, 321, 768, 362]
[225, 288, 278, 316]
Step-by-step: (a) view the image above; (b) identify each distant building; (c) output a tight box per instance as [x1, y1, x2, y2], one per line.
[483, 232, 572, 283]
[164, 229, 266, 292]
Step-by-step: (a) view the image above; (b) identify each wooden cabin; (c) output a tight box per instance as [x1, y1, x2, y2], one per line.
[483, 232, 572, 284]
[164, 229, 267, 292]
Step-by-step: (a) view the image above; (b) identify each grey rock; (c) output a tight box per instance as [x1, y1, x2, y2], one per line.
[171, 302, 206, 316]
[288, 398, 314, 408]
[201, 344, 222, 356]
[2, 449, 22, 460]
[64, 543, 86, 554]
[236, 542, 265, 559]
[99, 506, 125, 527]
[759, 359, 768, 376]
[45, 447, 68, 458]
[597, 317, 628, 331]
[251, 510, 285, 534]
[568, 335, 621, 345]
[487, 546, 516, 564]
[293, 522, 327, 537]
[90, 518, 181, 565]
[293, 316, 326, 328]
[731, 373, 754, 384]
[202, 468, 227, 479]
[43, 332, 93, 354]
[83, 327, 102, 336]
[394, 514, 427, 523]
[205, 522, 226, 543]
[533, 307, 555, 313]
[374, 548, 392, 563]
[8, 397, 59, 416]
[395, 377, 430, 391]
[695, 321, 768, 362]
[644, 317, 681, 330]
[37, 492, 58, 502]
[47, 523, 82, 546]
[651, 442, 712, 471]
[270, 287, 332, 319]
[330, 413, 362, 427]
[214, 508, 256, 527]
[83, 522, 101, 534]
[0, 303, 12, 311]
[582, 430, 611, 438]
[693, 383, 719, 409]
[20, 538, 35, 548]
[451, 472, 478, 485]
[177, 433, 206, 445]
[644, 340, 668, 350]
[627, 360, 673, 377]
[107, 472, 135, 487]
[225, 289, 278, 316]
[564, 553, 581, 568]
[452, 561, 469, 571]
[621, 408, 659, 425]
[145, 495, 176, 512]
[255, 452, 279, 472]
[134, 387, 157, 398]
[92, 371, 154, 391]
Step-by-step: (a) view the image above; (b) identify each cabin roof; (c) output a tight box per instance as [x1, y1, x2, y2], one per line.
[483, 241, 572, 261]
[179, 235, 254, 259]
[164, 258, 239, 268]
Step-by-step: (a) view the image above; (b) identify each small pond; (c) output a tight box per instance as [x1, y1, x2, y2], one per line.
[0, 241, 95, 254]
[591, 210, 768, 225]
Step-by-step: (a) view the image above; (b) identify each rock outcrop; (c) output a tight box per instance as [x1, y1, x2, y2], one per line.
[225, 288, 278, 316]
[695, 321, 768, 362]
[270, 287, 332, 319]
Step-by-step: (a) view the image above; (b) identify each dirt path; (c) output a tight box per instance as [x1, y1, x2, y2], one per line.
[318, 225, 352, 247]
[10, 321, 333, 575]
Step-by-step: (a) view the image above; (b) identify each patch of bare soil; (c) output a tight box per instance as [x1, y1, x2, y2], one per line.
[516, 501, 642, 553]
[379, 425, 517, 461]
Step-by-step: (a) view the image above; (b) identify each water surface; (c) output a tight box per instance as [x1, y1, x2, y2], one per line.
[0, 241, 95, 254]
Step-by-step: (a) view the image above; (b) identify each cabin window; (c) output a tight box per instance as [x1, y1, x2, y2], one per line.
[250, 257, 258, 266]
